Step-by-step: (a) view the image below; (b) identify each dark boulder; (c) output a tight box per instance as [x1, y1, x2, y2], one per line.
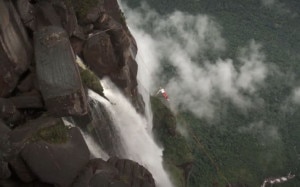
[9, 91, 44, 109]
[72, 158, 120, 187]
[72, 166, 93, 187]
[89, 173, 130, 187]
[17, 70, 36, 93]
[109, 71, 130, 89]
[21, 127, 90, 187]
[0, 98, 22, 124]
[0, 120, 11, 179]
[70, 0, 102, 24]
[9, 156, 36, 182]
[102, 0, 125, 28]
[0, 179, 54, 187]
[15, 0, 36, 30]
[108, 157, 156, 187]
[82, 5, 104, 24]
[0, 119, 10, 134]
[72, 25, 86, 40]
[94, 13, 142, 111]
[7, 117, 67, 183]
[83, 32, 119, 77]
[73, 158, 147, 187]
[102, 0, 138, 58]
[8, 116, 63, 157]
[51, 0, 78, 36]
[88, 159, 119, 177]
[7, 116, 90, 186]
[35, 1, 62, 30]
[0, 159, 11, 179]
[0, 161, 11, 179]
[34, 0, 78, 36]
[70, 36, 84, 56]
[0, 0, 32, 97]
[34, 26, 87, 117]
[94, 13, 130, 67]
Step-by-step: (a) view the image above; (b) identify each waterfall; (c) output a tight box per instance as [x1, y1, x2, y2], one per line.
[136, 53, 154, 131]
[80, 132, 110, 160]
[88, 79, 173, 187]
[62, 117, 110, 160]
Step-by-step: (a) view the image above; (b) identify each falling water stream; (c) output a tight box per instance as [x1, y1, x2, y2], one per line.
[62, 117, 110, 160]
[88, 79, 173, 187]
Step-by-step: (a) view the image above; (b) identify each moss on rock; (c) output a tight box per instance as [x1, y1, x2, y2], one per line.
[150, 96, 194, 187]
[68, 0, 100, 22]
[31, 120, 69, 144]
[150, 96, 177, 135]
[80, 68, 104, 96]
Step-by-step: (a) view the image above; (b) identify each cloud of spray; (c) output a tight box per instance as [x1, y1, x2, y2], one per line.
[238, 121, 280, 143]
[260, 0, 297, 17]
[261, 0, 276, 6]
[122, 2, 269, 119]
[292, 87, 300, 104]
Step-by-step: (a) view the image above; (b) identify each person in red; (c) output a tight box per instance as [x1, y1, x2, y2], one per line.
[156, 87, 169, 101]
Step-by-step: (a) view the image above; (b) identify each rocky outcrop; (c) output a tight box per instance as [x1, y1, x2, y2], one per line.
[151, 96, 194, 187]
[0, 120, 11, 180]
[108, 157, 156, 187]
[21, 127, 90, 186]
[83, 32, 119, 77]
[14, 0, 35, 31]
[0, 0, 155, 186]
[72, 98, 125, 157]
[0, 0, 32, 97]
[4, 117, 90, 186]
[34, 26, 87, 117]
[73, 157, 155, 187]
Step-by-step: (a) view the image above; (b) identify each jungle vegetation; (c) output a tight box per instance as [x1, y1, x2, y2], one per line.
[128, 0, 300, 186]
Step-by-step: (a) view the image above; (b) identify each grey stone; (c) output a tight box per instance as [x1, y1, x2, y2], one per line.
[21, 127, 90, 187]
[34, 26, 87, 117]
[83, 32, 118, 77]
[15, 0, 36, 30]
[0, 0, 32, 97]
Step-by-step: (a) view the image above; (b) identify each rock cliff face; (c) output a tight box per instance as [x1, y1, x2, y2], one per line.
[0, 0, 153, 186]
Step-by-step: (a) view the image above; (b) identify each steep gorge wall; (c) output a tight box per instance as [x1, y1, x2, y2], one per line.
[0, 0, 153, 186]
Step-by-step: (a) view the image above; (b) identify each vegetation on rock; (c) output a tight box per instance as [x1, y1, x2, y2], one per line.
[151, 96, 194, 187]
[80, 67, 104, 96]
[31, 120, 69, 144]
[126, 0, 300, 186]
[68, 0, 100, 22]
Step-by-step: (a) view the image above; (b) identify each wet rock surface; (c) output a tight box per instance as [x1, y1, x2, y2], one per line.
[21, 127, 90, 186]
[72, 99, 125, 157]
[73, 157, 155, 187]
[83, 32, 119, 77]
[0, 0, 153, 186]
[108, 157, 156, 187]
[34, 26, 87, 117]
[0, 0, 32, 97]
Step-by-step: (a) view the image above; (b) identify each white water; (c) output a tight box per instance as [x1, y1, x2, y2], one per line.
[88, 80, 173, 187]
[81, 132, 110, 160]
[62, 117, 109, 160]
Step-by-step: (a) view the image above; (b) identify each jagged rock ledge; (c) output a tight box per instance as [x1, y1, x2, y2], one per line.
[0, 0, 152, 186]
